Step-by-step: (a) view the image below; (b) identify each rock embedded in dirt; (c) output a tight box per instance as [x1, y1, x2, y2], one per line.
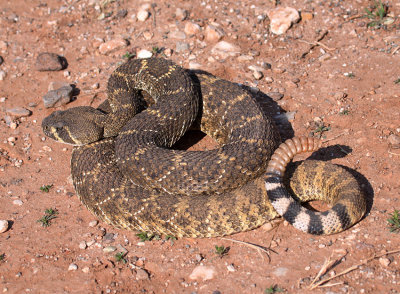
[136, 268, 150, 280]
[42, 85, 73, 108]
[388, 134, 400, 148]
[35, 53, 67, 71]
[99, 38, 129, 55]
[103, 246, 117, 253]
[267, 92, 284, 101]
[169, 30, 186, 40]
[0, 70, 6, 80]
[267, 7, 300, 35]
[137, 9, 150, 22]
[175, 8, 188, 21]
[189, 265, 216, 281]
[0, 220, 9, 233]
[137, 49, 153, 59]
[68, 263, 78, 271]
[6, 107, 31, 118]
[13, 199, 23, 206]
[211, 41, 240, 57]
[175, 42, 190, 53]
[184, 22, 201, 35]
[88, 220, 98, 227]
[79, 241, 87, 250]
[205, 25, 224, 42]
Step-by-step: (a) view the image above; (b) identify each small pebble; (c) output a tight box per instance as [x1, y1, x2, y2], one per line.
[184, 22, 201, 35]
[137, 10, 150, 22]
[388, 134, 400, 147]
[82, 266, 90, 273]
[35, 52, 66, 71]
[175, 8, 188, 21]
[175, 42, 190, 53]
[13, 199, 23, 206]
[169, 31, 186, 40]
[99, 38, 128, 55]
[267, 7, 300, 35]
[5, 107, 31, 118]
[205, 25, 224, 42]
[379, 257, 391, 267]
[267, 92, 284, 101]
[252, 71, 263, 80]
[226, 264, 235, 272]
[189, 265, 216, 281]
[103, 246, 117, 253]
[0, 70, 6, 81]
[137, 49, 153, 59]
[136, 268, 150, 280]
[88, 220, 98, 227]
[79, 241, 87, 250]
[68, 263, 78, 271]
[0, 220, 9, 233]
[265, 76, 274, 83]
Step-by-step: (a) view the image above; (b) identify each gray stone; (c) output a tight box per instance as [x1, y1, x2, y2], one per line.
[36, 52, 67, 71]
[176, 42, 190, 52]
[0, 56, 3, 65]
[5, 107, 32, 118]
[267, 92, 284, 101]
[43, 85, 73, 108]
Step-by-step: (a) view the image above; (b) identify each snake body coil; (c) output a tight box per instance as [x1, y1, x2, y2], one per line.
[42, 58, 367, 237]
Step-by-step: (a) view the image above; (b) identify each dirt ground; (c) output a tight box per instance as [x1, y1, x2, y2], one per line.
[1, 0, 400, 293]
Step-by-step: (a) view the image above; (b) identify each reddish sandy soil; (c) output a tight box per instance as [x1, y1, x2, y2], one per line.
[1, 0, 400, 293]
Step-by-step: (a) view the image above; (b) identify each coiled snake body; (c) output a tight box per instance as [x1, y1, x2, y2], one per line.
[42, 58, 366, 237]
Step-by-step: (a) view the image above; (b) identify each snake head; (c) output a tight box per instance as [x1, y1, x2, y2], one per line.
[42, 106, 106, 146]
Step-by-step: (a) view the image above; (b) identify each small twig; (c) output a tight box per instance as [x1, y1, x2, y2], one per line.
[220, 237, 275, 261]
[388, 149, 400, 156]
[308, 248, 400, 290]
[392, 46, 400, 55]
[151, 3, 157, 27]
[322, 132, 347, 144]
[300, 30, 332, 58]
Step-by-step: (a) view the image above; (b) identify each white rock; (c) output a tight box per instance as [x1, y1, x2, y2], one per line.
[267, 7, 300, 35]
[79, 241, 87, 250]
[227, 264, 235, 272]
[379, 257, 391, 267]
[88, 220, 98, 227]
[103, 246, 117, 253]
[137, 10, 150, 22]
[99, 38, 128, 55]
[252, 71, 263, 80]
[188, 62, 202, 70]
[0, 70, 6, 81]
[211, 41, 240, 57]
[0, 220, 9, 233]
[189, 265, 216, 281]
[82, 266, 90, 273]
[273, 267, 288, 277]
[68, 263, 78, 271]
[137, 49, 153, 59]
[13, 199, 23, 206]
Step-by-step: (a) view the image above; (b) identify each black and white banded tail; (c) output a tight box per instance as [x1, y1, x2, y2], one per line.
[265, 137, 366, 235]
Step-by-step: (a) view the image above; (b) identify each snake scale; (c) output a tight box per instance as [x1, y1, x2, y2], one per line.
[42, 58, 366, 237]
